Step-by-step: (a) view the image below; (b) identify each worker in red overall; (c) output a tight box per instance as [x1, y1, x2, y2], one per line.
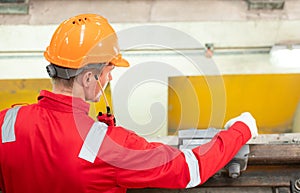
[0, 14, 258, 193]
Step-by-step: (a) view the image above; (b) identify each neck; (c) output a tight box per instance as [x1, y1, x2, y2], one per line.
[52, 83, 73, 95]
[52, 83, 85, 100]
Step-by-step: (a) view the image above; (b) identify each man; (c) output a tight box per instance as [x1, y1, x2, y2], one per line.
[0, 14, 258, 193]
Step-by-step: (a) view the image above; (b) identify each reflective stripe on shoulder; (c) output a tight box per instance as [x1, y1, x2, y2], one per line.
[2, 106, 21, 143]
[78, 122, 108, 163]
[182, 149, 201, 188]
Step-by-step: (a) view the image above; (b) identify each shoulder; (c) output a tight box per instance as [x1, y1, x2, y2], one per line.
[0, 105, 24, 120]
[0, 104, 38, 124]
[106, 126, 161, 150]
[0, 108, 10, 123]
[106, 126, 136, 144]
[1, 103, 33, 114]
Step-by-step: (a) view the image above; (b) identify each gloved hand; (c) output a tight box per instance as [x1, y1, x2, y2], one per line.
[224, 112, 258, 138]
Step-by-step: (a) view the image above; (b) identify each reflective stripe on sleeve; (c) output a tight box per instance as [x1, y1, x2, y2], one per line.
[182, 149, 201, 188]
[78, 122, 108, 163]
[2, 106, 21, 143]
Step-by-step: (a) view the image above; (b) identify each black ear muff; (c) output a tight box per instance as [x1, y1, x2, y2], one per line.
[46, 64, 57, 78]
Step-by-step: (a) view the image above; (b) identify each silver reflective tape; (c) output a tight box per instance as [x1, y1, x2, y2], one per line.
[182, 149, 201, 188]
[78, 122, 108, 163]
[2, 106, 21, 143]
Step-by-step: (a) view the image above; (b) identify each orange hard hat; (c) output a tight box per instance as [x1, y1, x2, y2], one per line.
[44, 13, 129, 69]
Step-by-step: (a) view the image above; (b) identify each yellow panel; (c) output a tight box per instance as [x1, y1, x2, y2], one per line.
[0, 79, 111, 120]
[168, 74, 300, 134]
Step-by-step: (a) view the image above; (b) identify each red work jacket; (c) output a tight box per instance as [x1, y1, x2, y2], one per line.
[0, 90, 251, 193]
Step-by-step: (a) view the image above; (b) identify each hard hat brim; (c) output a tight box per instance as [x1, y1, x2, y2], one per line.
[110, 54, 130, 67]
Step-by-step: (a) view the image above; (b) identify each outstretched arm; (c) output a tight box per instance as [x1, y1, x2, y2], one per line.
[104, 112, 256, 189]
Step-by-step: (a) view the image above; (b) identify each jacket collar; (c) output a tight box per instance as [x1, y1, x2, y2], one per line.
[37, 90, 90, 114]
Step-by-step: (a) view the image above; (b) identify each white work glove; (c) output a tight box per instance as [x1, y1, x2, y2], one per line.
[224, 112, 258, 138]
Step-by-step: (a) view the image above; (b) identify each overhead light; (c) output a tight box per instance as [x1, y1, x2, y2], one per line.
[270, 45, 300, 68]
[0, 0, 26, 2]
[246, 0, 285, 10]
[0, 0, 29, 14]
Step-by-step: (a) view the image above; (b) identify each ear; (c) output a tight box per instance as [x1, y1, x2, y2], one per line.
[82, 71, 93, 88]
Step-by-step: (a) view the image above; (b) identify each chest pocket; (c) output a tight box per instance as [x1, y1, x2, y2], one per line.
[1, 106, 21, 143]
[78, 122, 108, 163]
